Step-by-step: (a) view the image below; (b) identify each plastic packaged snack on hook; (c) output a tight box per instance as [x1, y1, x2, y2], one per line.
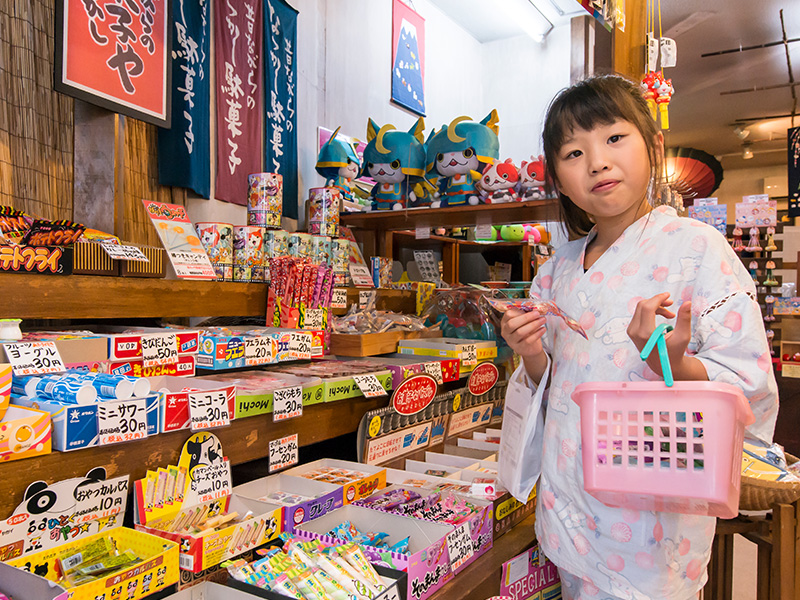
[484, 297, 587, 339]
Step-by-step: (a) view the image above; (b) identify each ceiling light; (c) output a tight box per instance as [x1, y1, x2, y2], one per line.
[733, 126, 750, 140]
[742, 143, 754, 160]
[498, 0, 553, 42]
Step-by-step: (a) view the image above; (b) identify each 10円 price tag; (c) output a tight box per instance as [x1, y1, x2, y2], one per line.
[97, 398, 148, 445]
[446, 522, 475, 571]
[245, 336, 274, 366]
[289, 331, 312, 360]
[269, 433, 299, 473]
[140, 333, 179, 368]
[423, 361, 444, 384]
[462, 344, 478, 367]
[188, 390, 231, 430]
[352, 374, 387, 398]
[331, 289, 348, 309]
[3, 341, 65, 376]
[273, 386, 303, 422]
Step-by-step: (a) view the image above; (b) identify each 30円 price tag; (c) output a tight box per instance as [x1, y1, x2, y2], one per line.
[303, 308, 325, 330]
[423, 361, 444, 384]
[188, 390, 231, 430]
[269, 433, 299, 473]
[97, 398, 148, 445]
[3, 341, 66, 376]
[273, 386, 303, 422]
[353, 374, 387, 398]
[462, 344, 478, 367]
[359, 290, 377, 309]
[100, 243, 150, 262]
[331, 288, 348, 309]
[141, 333, 179, 367]
[446, 522, 475, 571]
[245, 336, 274, 366]
[289, 331, 312, 360]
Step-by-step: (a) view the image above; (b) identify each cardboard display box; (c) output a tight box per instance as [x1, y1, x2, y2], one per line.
[148, 376, 236, 433]
[282, 459, 387, 504]
[197, 328, 324, 371]
[107, 355, 196, 378]
[0, 404, 51, 462]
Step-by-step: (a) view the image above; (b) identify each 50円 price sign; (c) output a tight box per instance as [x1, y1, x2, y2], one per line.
[353, 374, 387, 398]
[188, 390, 231, 430]
[4, 341, 65, 376]
[331, 289, 348, 309]
[446, 522, 475, 571]
[97, 399, 148, 445]
[269, 433, 299, 472]
[141, 333, 179, 368]
[273, 386, 303, 422]
[245, 336, 274, 366]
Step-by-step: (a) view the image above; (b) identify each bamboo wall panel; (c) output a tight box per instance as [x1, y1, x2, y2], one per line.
[0, 0, 73, 221]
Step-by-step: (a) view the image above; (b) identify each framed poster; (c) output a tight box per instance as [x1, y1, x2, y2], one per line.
[391, 0, 425, 116]
[54, 0, 172, 127]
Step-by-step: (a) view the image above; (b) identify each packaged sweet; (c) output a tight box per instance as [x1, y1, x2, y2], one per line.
[484, 296, 588, 339]
[741, 440, 800, 482]
[0, 206, 32, 244]
[21, 219, 85, 246]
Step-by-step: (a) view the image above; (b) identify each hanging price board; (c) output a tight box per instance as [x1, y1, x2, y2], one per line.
[446, 522, 475, 571]
[289, 331, 312, 360]
[303, 308, 325, 330]
[100, 243, 150, 262]
[97, 398, 148, 445]
[3, 341, 66, 376]
[353, 374, 388, 398]
[141, 333, 179, 367]
[331, 289, 348, 309]
[423, 361, 444, 384]
[188, 390, 231, 430]
[273, 386, 303, 421]
[359, 290, 377, 309]
[269, 433, 299, 473]
[245, 336, 274, 366]
[462, 344, 478, 367]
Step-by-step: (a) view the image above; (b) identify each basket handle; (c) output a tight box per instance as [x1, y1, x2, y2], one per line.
[640, 323, 674, 387]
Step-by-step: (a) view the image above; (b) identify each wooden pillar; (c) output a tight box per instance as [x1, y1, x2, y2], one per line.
[612, 0, 647, 79]
[73, 100, 117, 233]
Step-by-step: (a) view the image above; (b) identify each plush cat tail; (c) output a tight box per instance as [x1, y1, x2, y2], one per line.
[409, 117, 425, 144]
[481, 109, 500, 135]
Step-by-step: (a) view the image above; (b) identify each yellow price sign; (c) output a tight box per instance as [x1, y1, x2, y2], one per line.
[452, 393, 462, 412]
[368, 415, 382, 438]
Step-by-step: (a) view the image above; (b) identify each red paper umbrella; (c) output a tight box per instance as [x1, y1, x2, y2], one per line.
[664, 147, 723, 199]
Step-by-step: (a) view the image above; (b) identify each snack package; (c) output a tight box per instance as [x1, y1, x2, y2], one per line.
[484, 297, 588, 339]
[21, 219, 86, 246]
[742, 440, 800, 482]
[0, 206, 32, 244]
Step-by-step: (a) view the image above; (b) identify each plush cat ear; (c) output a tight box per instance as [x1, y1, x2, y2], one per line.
[409, 117, 425, 144]
[366, 119, 380, 143]
[327, 126, 342, 147]
[481, 109, 499, 135]
[504, 158, 513, 164]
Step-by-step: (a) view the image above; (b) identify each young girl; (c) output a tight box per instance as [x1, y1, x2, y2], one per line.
[501, 75, 778, 600]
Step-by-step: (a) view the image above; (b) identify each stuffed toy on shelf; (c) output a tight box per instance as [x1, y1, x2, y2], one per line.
[477, 158, 519, 204]
[316, 127, 362, 206]
[518, 155, 547, 201]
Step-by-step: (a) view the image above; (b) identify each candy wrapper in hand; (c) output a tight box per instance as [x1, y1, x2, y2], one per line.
[485, 297, 587, 339]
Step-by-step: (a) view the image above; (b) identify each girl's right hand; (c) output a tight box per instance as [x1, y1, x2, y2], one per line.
[501, 308, 547, 359]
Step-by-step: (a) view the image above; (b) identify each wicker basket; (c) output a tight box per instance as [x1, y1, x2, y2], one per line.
[739, 453, 800, 511]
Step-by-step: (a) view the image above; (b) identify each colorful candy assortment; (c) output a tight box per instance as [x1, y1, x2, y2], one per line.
[55, 537, 143, 588]
[297, 466, 370, 486]
[270, 257, 335, 311]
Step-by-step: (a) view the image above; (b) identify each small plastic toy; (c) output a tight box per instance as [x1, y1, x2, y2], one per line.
[316, 127, 362, 204]
[766, 329, 775, 355]
[746, 226, 762, 252]
[763, 260, 779, 287]
[654, 75, 674, 130]
[477, 158, 518, 203]
[764, 295, 776, 322]
[748, 260, 759, 283]
[764, 226, 777, 252]
[732, 227, 744, 253]
[517, 155, 547, 201]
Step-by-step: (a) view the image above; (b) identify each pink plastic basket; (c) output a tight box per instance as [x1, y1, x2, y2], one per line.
[572, 381, 755, 518]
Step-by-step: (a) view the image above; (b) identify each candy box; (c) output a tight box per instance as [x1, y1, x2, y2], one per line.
[358, 356, 460, 389]
[12, 396, 97, 451]
[499, 543, 561, 600]
[233, 473, 344, 532]
[96, 327, 201, 361]
[147, 376, 236, 433]
[105, 355, 196, 378]
[0, 560, 66, 599]
[0, 363, 9, 420]
[397, 338, 497, 374]
[404, 460, 464, 480]
[282, 459, 387, 504]
[292, 504, 455, 600]
[18, 332, 109, 364]
[0, 404, 51, 461]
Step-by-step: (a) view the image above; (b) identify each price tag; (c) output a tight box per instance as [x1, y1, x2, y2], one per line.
[744, 194, 769, 204]
[3, 342, 65, 376]
[188, 390, 231, 430]
[101, 243, 150, 262]
[353, 374, 388, 398]
[97, 398, 148, 445]
[462, 344, 477, 367]
[289, 331, 312, 360]
[415, 226, 430, 240]
[475, 224, 493, 240]
[446, 522, 474, 571]
[269, 433, 299, 473]
[647, 32, 659, 72]
[140, 333, 179, 368]
[245, 336, 274, 366]
[349, 264, 375, 288]
[659, 37, 677, 68]
[423, 361, 444, 384]
[331, 288, 348, 309]
[694, 197, 718, 206]
[359, 290, 377, 309]
[273, 386, 303, 422]
[303, 308, 325, 330]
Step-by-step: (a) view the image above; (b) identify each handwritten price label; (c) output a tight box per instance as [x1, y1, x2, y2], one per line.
[446, 522, 475, 571]
[359, 290, 377, 309]
[97, 399, 148, 445]
[273, 386, 303, 422]
[331, 288, 348, 309]
[423, 361, 444, 384]
[245, 336, 274, 366]
[141, 333, 179, 368]
[188, 390, 231, 430]
[415, 226, 430, 240]
[101, 243, 150, 262]
[349, 264, 375, 288]
[4, 342, 66, 376]
[353, 374, 387, 398]
[269, 433, 299, 473]
[289, 332, 312, 360]
[462, 344, 478, 367]
[303, 308, 325, 330]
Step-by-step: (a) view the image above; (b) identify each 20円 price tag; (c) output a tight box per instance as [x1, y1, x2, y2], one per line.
[245, 336, 274, 366]
[331, 289, 348, 309]
[188, 390, 231, 430]
[3, 341, 65, 376]
[273, 386, 303, 422]
[353, 374, 387, 398]
[423, 361, 444, 384]
[97, 398, 148, 445]
[289, 331, 312, 360]
[269, 434, 299, 473]
[446, 522, 474, 571]
[141, 333, 179, 367]
[462, 344, 478, 367]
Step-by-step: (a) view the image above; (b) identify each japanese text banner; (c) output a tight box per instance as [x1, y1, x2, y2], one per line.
[214, 0, 263, 205]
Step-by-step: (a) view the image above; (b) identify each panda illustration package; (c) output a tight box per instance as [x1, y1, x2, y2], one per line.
[1, 467, 179, 599]
[133, 433, 282, 575]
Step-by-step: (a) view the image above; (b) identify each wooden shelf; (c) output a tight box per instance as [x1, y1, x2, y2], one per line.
[393, 230, 528, 248]
[340, 200, 558, 231]
[0, 396, 386, 518]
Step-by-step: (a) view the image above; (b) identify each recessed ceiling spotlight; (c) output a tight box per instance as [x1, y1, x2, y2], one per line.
[734, 126, 750, 141]
[742, 143, 754, 160]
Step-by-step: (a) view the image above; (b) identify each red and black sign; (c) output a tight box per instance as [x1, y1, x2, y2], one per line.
[391, 374, 437, 416]
[468, 362, 499, 396]
[0, 246, 72, 275]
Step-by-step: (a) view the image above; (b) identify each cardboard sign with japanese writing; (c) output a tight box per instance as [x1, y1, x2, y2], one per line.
[142, 200, 216, 279]
[55, 0, 171, 126]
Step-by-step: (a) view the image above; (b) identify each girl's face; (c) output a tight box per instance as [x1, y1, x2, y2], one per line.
[554, 119, 660, 227]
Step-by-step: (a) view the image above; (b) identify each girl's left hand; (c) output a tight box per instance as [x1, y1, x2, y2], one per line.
[627, 292, 693, 377]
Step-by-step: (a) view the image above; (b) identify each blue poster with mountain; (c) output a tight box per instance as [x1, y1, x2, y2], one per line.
[392, 2, 425, 116]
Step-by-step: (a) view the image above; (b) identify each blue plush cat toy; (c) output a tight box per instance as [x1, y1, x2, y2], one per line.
[315, 127, 362, 204]
[426, 111, 499, 208]
[362, 117, 427, 211]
